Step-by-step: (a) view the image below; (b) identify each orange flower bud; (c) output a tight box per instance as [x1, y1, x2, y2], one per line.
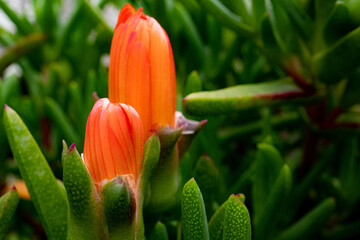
[108, 4, 176, 135]
[83, 98, 145, 184]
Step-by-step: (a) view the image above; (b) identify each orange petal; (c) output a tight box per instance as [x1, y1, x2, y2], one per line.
[83, 98, 145, 183]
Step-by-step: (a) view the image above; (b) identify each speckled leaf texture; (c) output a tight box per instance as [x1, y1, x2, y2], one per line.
[181, 178, 209, 240]
[63, 144, 105, 240]
[0, 188, 19, 239]
[3, 106, 68, 240]
[223, 195, 251, 240]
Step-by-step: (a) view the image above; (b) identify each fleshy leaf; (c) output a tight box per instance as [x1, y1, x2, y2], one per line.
[63, 143, 105, 240]
[222, 195, 251, 240]
[0, 188, 19, 239]
[3, 105, 68, 240]
[208, 194, 246, 240]
[196, 0, 254, 37]
[193, 154, 219, 216]
[102, 176, 136, 240]
[183, 78, 314, 116]
[252, 143, 284, 222]
[313, 26, 360, 84]
[254, 164, 292, 239]
[181, 178, 209, 240]
[149, 221, 169, 240]
[276, 198, 335, 240]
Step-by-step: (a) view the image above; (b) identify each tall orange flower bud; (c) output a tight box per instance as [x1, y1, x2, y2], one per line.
[108, 4, 177, 135]
[83, 98, 145, 184]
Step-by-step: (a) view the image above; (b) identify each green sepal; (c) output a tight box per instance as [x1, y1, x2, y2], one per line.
[139, 134, 161, 198]
[63, 143, 105, 240]
[149, 221, 169, 240]
[223, 195, 251, 240]
[102, 176, 136, 240]
[0, 188, 19, 239]
[181, 178, 209, 240]
[313, 26, 360, 84]
[276, 198, 335, 240]
[208, 194, 246, 240]
[254, 164, 292, 240]
[3, 105, 68, 240]
[252, 143, 284, 222]
[193, 155, 219, 216]
[147, 127, 182, 212]
[138, 134, 160, 238]
[183, 78, 314, 116]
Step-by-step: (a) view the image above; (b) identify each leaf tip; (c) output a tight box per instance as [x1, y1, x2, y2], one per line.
[68, 143, 77, 153]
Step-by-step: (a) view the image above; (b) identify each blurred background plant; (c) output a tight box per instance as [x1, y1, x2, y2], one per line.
[0, 0, 359, 239]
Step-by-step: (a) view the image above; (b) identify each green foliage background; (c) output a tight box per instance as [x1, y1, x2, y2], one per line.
[0, 0, 360, 239]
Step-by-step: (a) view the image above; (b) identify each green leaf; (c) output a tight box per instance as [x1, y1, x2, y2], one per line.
[0, 1, 34, 35]
[253, 0, 266, 30]
[183, 71, 202, 97]
[0, 188, 19, 239]
[223, 195, 251, 240]
[63, 143, 105, 240]
[181, 178, 209, 240]
[102, 176, 136, 240]
[254, 164, 292, 240]
[279, 0, 313, 40]
[195, 0, 254, 37]
[149, 221, 169, 240]
[252, 143, 284, 222]
[208, 194, 246, 240]
[324, 2, 354, 45]
[174, 2, 206, 65]
[276, 198, 335, 240]
[313, 26, 360, 84]
[183, 78, 312, 116]
[3, 106, 68, 240]
[0, 33, 47, 72]
[193, 155, 218, 217]
[139, 133, 161, 199]
[44, 97, 80, 146]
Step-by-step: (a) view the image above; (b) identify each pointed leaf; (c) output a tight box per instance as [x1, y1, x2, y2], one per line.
[252, 143, 284, 221]
[208, 194, 245, 240]
[4, 106, 68, 240]
[196, 0, 254, 37]
[149, 221, 169, 240]
[63, 143, 105, 240]
[193, 155, 219, 216]
[313, 26, 360, 84]
[223, 195, 251, 240]
[276, 198, 335, 240]
[183, 78, 314, 116]
[254, 165, 292, 240]
[181, 178, 209, 240]
[0, 188, 19, 239]
[44, 97, 80, 146]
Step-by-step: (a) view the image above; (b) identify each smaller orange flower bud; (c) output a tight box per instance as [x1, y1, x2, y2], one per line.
[108, 4, 177, 135]
[83, 98, 145, 184]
